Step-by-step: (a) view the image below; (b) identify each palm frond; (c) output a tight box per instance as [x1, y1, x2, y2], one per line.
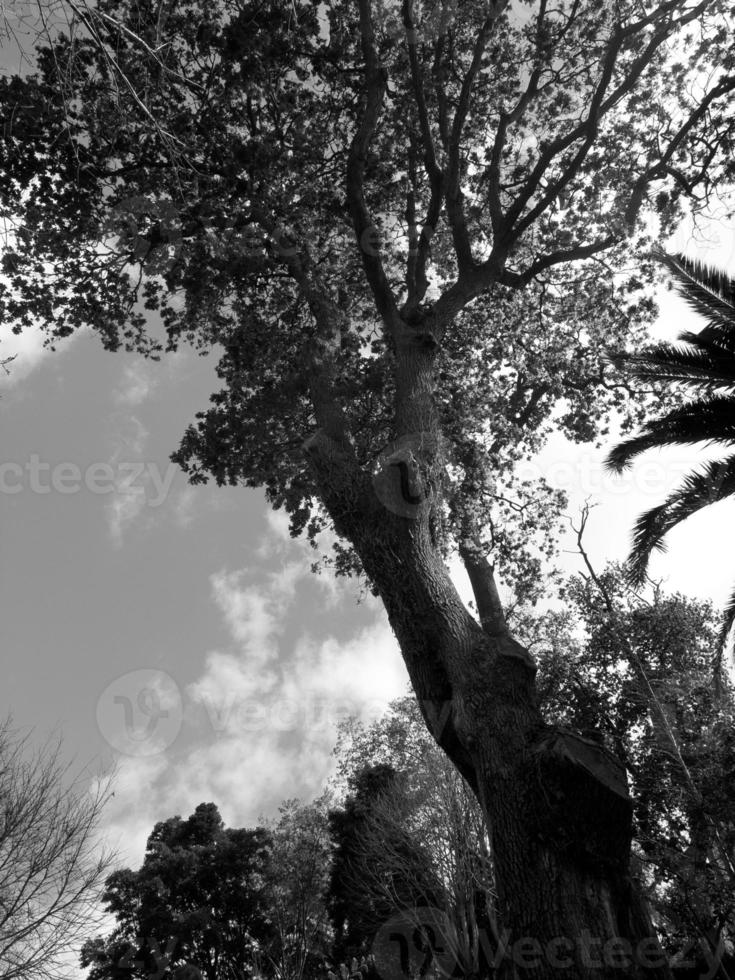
[625, 502, 671, 585]
[677, 329, 735, 353]
[605, 395, 735, 471]
[718, 580, 735, 653]
[619, 342, 735, 391]
[625, 454, 735, 585]
[657, 250, 735, 341]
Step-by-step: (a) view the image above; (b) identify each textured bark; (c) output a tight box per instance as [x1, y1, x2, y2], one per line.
[303, 321, 672, 977]
[310, 451, 668, 973]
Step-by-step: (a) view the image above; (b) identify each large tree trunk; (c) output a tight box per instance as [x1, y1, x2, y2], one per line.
[306, 440, 670, 979]
[304, 330, 672, 978]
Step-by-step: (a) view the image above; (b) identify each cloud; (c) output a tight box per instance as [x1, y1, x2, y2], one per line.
[99, 526, 408, 867]
[113, 361, 158, 407]
[173, 485, 197, 528]
[0, 324, 80, 388]
[104, 415, 151, 547]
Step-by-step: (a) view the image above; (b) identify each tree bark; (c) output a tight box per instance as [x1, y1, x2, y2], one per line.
[302, 316, 672, 977]
[306, 433, 671, 979]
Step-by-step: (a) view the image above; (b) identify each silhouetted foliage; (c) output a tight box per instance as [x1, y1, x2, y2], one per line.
[528, 566, 735, 971]
[81, 803, 273, 980]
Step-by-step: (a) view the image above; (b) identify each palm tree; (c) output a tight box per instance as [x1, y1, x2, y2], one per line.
[606, 249, 735, 639]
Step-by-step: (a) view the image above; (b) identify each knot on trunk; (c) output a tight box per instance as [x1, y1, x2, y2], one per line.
[528, 728, 633, 872]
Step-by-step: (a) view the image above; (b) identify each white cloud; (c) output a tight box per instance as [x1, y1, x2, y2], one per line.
[106, 490, 147, 548]
[0, 324, 80, 388]
[173, 484, 197, 527]
[103, 414, 153, 547]
[113, 361, 158, 407]
[101, 536, 408, 867]
[670, 213, 735, 274]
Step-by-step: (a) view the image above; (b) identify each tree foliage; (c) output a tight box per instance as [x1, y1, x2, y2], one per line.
[2, 0, 733, 588]
[261, 798, 333, 980]
[4, 0, 735, 965]
[526, 564, 735, 969]
[330, 701, 496, 978]
[81, 802, 273, 980]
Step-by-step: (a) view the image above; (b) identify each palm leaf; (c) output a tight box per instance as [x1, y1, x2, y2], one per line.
[606, 395, 735, 471]
[718, 580, 735, 656]
[625, 454, 735, 585]
[618, 342, 735, 391]
[657, 250, 735, 340]
[678, 329, 735, 353]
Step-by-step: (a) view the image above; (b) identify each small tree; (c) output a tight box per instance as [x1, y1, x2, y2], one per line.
[81, 802, 273, 980]
[263, 798, 333, 980]
[330, 701, 496, 977]
[525, 561, 735, 975]
[0, 717, 114, 980]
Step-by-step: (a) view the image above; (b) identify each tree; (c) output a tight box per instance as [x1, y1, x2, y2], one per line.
[262, 798, 333, 980]
[81, 802, 274, 980]
[0, 717, 115, 980]
[606, 251, 735, 641]
[524, 560, 735, 976]
[3, 0, 735, 972]
[329, 703, 496, 980]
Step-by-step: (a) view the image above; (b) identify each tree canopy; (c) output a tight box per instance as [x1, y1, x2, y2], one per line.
[81, 803, 273, 980]
[0, 719, 115, 980]
[2, 0, 732, 588]
[528, 563, 735, 971]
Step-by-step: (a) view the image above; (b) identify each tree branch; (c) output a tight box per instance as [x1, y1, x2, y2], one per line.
[403, 0, 444, 309]
[445, 3, 508, 272]
[501, 0, 713, 244]
[459, 542, 508, 638]
[347, 0, 400, 327]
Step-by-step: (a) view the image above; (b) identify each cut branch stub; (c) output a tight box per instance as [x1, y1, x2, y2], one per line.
[529, 728, 633, 872]
[372, 432, 444, 519]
